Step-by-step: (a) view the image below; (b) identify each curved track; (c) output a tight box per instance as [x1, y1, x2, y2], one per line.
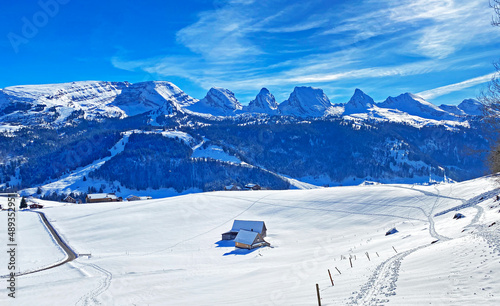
[1, 210, 78, 278]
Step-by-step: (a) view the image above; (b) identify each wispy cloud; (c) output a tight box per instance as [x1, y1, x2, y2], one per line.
[417, 73, 496, 100]
[111, 0, 500, 103]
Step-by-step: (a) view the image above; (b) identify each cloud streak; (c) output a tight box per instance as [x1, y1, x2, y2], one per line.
[417, 73, 496, 100]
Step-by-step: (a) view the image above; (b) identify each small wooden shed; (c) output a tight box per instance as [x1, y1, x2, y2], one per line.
[29, 203, 44, 209]
[234, 230, 270, 249]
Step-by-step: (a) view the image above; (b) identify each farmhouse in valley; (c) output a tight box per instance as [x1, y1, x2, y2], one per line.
[29, 203, 44, 209]
[221, 220, 269, 249]
[86, 193, 123, 203]
[244, 183, 261, 190]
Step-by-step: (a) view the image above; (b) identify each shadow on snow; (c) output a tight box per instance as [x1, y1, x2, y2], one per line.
[214, 240, 259, 256]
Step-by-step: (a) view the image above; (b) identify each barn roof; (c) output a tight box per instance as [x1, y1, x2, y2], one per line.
[234, 230, 259, 245]
[87, 193, 118, 200]
[230, 220, 266, 234]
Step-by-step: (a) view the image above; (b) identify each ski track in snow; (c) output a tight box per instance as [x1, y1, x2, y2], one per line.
[347, 185, 458, 304]
[348, 245, 428, 305]
[76, 262, 113, 306]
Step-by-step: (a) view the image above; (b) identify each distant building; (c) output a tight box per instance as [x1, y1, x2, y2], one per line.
[29, 203, 44, 209]
[63, 195, 77, 203]
[127, 195, 153, 201]
[86, 193, 122, 203]
[221, 220, 267, 240]
[234, 230, 270, 249]
[224, 185, 242, 191]
[244, 183, 261, 190]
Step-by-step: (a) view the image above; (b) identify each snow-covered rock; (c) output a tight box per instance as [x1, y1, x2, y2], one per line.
[186, 87, 243, 116]
[378, 93, 451, 119]
[279, 86, 333, 117]
[343, 88, 375, 114]
[244, 88, 280, 115]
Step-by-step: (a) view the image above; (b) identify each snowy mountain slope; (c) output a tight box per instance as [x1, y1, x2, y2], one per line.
[3, 176, 500, 305]
[0, 81, 127, 126]
[279, 86, 333, 117]
[186, 87, 243, 116]
[439, 99, 483, 117]
[0, 81, 197, 126]
[378, 93, 453, 120]
[457, 99, 483, 116]
[244, 88, 280, 115]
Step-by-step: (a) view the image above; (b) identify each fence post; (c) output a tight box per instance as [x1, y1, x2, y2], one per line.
[316, 283, 321, 306]
[365, 252, 370, 261]
[335, 267, 341, 275]
[392, 246, 398, 253]
[328, 269, 334, 286]
[349, 257, 353, 268]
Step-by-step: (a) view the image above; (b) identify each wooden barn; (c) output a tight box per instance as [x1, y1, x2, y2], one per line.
[63, 195, 77, 203]
[234, 230, 270, 249]
[86, 193, 122, 203]
[244, 183, 261, 190]
[29, 203, 44, 209]
[221, 220, 267, 240]
[224, 185, 242, 191]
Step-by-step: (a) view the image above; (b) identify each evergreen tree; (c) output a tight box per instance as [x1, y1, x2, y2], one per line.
[20, 197, 27, 209]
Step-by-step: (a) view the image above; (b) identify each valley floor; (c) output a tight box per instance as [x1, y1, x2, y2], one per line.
[1, 176, 500, 305]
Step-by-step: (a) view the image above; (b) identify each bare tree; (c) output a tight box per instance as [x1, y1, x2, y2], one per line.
[492, 0, 500, 26]
[480, 1, 500, 173]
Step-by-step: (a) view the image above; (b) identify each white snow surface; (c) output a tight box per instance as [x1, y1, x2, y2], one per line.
[3, 176, 500, 305]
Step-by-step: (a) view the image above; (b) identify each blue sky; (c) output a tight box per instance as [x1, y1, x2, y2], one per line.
[1, 0, 499, 105]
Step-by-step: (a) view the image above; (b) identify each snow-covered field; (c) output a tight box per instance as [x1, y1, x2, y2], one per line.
[2, 176, 500, 305]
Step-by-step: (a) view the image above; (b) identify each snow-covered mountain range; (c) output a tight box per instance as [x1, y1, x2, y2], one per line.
[0, 81, 483, 128]
[0, 80, 490, 198]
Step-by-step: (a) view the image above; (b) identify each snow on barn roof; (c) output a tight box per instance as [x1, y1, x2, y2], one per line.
[87, 193, 118, 200]
[230, 220, 266, 234]
[234, 230, 259, 245]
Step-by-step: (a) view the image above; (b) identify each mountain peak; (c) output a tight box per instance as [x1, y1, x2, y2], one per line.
[245, 88, 279, 115]
[279, 86, 332, 117]
[344, 88, 375, 114]
[457, 99, 483, 116]
[186, 87, 243, 116]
